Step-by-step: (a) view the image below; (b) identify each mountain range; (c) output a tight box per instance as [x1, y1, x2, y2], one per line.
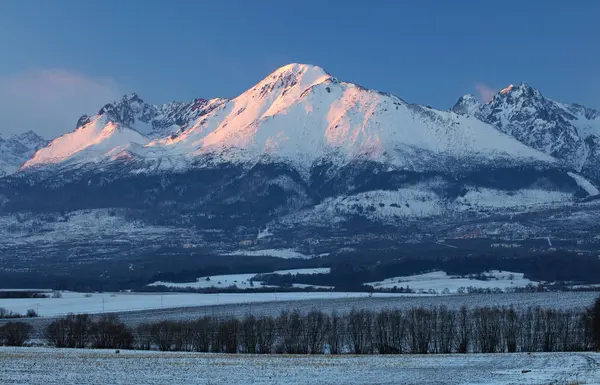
[1, 64, 599, 288]
[0, 131, 47, 177]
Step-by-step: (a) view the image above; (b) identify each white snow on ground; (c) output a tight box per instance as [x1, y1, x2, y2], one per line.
[150, 273, 271, 290]
[568, 171, 600, 195]
[456, 188, 572, 210]
[0, 291, 407, 317]
[285, 185, 579, 226]
[1, 348, 598, 385]
[274, 268, 330, 275]
[150, 268, 331, 290]
[313, 189, 444, 220]
[0, 209, 178, 246]
[225, 248, 312, 259]
[367, 271, 536, 293]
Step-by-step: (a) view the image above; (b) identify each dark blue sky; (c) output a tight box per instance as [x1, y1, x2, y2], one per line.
[1, 0, 598, 137]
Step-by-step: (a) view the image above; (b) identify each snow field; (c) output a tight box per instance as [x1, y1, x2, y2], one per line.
[367, 270, 536, 293]
[0, 347, 598, 385]
[0, 291, 402, 317]
[150, 268, 331, 290]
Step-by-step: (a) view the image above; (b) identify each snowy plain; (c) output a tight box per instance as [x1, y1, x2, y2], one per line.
[0, 291, 403, 317]
[0, 347, 598, 385]
[367, 270, 536, 293]
[224, 248, 314, 259]
[150, 268, 331, 289]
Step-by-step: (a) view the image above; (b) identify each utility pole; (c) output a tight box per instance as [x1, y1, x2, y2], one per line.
[161, 295, 163, 308]
[102, 297, 105, 313]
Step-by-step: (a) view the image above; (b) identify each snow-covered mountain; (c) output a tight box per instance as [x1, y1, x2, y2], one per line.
[1, 64, 598, 246]
[24, 64, 555, 174]
[0, 131, 47, 176]
[452, 83, 600, 182]
[3, 64, 600, 287]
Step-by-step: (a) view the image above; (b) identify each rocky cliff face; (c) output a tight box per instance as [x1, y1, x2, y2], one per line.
[453, 83, 600, 183]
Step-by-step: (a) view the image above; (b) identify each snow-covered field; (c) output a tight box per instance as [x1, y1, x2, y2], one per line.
[367, 270, 536, 293]
[0, 347, 598, 385]
[2, 292, 595, 328]
[150, 268, 331, 289]
[0, 291, 403, 317]
[224, 248, 313, 259]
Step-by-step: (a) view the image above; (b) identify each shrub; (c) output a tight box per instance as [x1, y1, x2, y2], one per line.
[45, 314, 91, 348]
[0, 322, 33, 346]
[89, 315, 134, 350]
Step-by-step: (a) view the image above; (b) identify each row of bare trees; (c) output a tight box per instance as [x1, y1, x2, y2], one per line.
[131, 306, 596, 354]
[2, 302, 594, 353]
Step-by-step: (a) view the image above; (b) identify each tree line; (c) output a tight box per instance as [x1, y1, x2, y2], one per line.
[2, 299, 599, 354]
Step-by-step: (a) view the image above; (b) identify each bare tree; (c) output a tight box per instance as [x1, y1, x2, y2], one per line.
[149, 321, 178, 351]
[305, 310, 330, 354]
[519, 307, 536, 352]
[68, 314, 91, 348]
[592, 297, 600, 350]
[215, 319, 238, 354]
[240, 315, 258, 354]
[45, 318, 70, 348]
[327, 312, 345, 355]
[191, 317, 213, 353]
[88, 315, 133, 350]
[407, 308, 432, 354]
[502, 307, 519, 353]
[0, 322, 32, 346]
[277, 311, 306, 354]
[256, 316, 276, 354]
[347, 309, 373, 354]
[436, 306, 456, 354]
[456, 306, 470, 353]
[472, 307, 502, 353]
[135, 323, 152, 350]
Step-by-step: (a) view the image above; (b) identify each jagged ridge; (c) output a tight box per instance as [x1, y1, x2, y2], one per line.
[452, 83, 600, 182]
[0, 131, 47, 176]
[23, 64, 554, 174]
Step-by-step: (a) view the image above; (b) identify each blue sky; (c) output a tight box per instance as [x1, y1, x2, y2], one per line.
[0, 0, 598, 137]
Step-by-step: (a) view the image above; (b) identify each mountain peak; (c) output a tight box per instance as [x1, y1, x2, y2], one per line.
[13, 130, 45, 141]
[500, 84, 515, 95]
[451, 94, 481, 115]
[492, 83, 542, 103]
[272, 63, 329, 77]
[0, 130, 48, 176]
[257, 63, 332, 93]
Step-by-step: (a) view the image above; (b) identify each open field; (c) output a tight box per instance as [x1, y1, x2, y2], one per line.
[0, 347, 598, 385]
[113, 291, 599, 326]
[3, 292, 597, 341]
[1, 291, 596, 321]
[0, 291, 410, 317]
